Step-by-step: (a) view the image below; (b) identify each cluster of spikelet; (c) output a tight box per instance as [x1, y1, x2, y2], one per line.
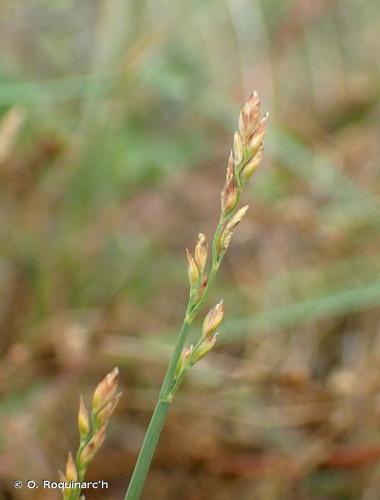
[176, 92, 268, 388]
[60, 368, 120, 500]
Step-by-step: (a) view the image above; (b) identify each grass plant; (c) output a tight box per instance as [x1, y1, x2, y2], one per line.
[124, 92, 267, 499]
[61, 92, 267, 500]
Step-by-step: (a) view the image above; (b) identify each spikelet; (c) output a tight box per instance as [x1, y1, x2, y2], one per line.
[92, 367, 119, 413]
[175, 345, 194, 379]
[248, 113, 268, 155]
[202, 301, 224, 338]
[65, 452, 78, 482]
[238, 91, 261, 142]
[96, 392, 122, 428]
[237, 93, 267, 180]
[79, 425, 107, 466]
[78, 396, 90, 440]
[221, 151, 238, 214]
[219, 205, 249, 252]
[192, 334, 218, 363]
[233, 131, 243, 166]
[221, 173, 238, 214]
[194, 233, 208, 273]
[241, 145, 264, 182]
[186, 248, 199, 287]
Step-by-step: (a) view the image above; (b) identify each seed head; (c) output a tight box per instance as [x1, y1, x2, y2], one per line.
[203, 301, 224, 338]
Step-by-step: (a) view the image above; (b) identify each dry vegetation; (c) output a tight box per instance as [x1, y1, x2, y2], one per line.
[1, 1, 380, 499]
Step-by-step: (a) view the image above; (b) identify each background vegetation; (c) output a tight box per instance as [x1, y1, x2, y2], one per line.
[0, 0, 380, 498]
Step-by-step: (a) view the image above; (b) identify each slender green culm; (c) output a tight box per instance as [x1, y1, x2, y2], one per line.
[124, 92, 268, 500]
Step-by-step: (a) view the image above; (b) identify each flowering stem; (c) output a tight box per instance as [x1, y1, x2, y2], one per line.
[124, 221, 225, 500]
[124, 92, 267, 500]
[124, 269, 215, 497]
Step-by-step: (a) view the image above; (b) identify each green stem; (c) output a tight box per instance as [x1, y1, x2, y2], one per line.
[159, 318, 191, 399]
[124, 212, 235, 500]
[124, 319, 191, 500]
[70, 439, 88, 500]
[124, 398, 170, 500]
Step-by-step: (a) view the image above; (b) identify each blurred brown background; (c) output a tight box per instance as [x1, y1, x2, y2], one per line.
[1, 0, 380, 499]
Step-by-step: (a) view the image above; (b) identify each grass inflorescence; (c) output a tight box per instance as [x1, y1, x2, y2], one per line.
[61, 368, 121, 500]
[124, 92, 267, 499]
